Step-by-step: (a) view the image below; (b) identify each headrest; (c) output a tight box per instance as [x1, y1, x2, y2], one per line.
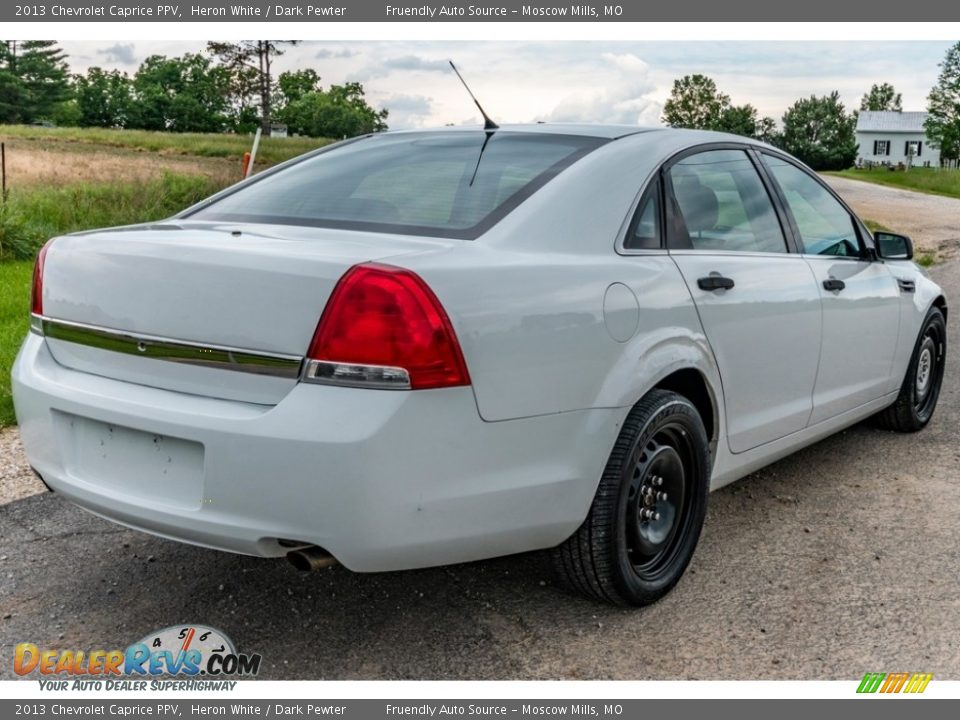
[674, 179, 718, 235]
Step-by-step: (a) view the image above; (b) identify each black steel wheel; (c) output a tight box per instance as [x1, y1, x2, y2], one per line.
[552, 389, 710, 606]
[874, 306, 946, 432]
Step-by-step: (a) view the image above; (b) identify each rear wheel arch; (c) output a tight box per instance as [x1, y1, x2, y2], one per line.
[652, 368, 717, 449]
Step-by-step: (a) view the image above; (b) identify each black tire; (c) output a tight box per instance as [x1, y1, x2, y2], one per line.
[552, 389, 710, 606]
[874, 306, 947, 433]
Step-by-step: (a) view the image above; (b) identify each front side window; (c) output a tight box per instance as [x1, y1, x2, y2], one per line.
[187, 131, 605, 239]
[762, 154, 862, 258]
[874, 140, 890, 156]
[666, 149, 787, 253]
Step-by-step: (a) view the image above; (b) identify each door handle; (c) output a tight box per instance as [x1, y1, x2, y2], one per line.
[823, 278, 846, 292]
[697, 275, 735, 291]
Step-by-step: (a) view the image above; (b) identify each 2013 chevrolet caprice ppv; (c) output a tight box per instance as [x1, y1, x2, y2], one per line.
[12, 126, 947, 606]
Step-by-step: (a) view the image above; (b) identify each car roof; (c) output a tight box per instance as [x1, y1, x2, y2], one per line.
[383, 123, 666, 140]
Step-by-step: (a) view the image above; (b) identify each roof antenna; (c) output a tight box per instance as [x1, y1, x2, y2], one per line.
[449, 60, 498, 131]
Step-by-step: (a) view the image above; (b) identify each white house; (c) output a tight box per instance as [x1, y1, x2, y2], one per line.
[856, 111, 941, 168]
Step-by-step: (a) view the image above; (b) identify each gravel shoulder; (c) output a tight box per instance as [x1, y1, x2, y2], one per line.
[822, 174, 960, 259]
[0, 427, 44, 504]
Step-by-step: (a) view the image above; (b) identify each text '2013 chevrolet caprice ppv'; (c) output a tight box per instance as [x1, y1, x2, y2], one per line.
[13, 125, 947, 605]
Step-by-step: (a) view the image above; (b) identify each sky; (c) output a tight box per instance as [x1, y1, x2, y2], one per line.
[57, 41, 954, 130]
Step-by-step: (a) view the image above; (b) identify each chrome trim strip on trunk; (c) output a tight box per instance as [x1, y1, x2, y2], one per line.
[34, 315, 304, 379]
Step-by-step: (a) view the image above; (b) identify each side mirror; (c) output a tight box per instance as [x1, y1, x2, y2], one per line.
[874, 231, 914, 260]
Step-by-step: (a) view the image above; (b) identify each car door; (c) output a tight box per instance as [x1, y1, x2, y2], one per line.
[759, 153, 901, 425]
[664, 148, 822, 454]
[762, 153, 901, 424]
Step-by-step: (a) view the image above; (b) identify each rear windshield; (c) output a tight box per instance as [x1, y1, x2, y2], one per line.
[186, 131, 607, 239]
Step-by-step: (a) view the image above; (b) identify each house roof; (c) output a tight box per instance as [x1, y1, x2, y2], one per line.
[856, 111, 928, 133]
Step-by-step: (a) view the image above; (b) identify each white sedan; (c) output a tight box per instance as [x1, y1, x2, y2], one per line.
[12, 125, 947, 606]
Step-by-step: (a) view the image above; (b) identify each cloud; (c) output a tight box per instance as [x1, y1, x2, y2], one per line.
[351, 54, 451, 81]
[541, 53, 662, 125]
[384, 55, 450, 73]
[98, 43, 136, 66]
[314, 48, 357, 60]
[381, 94, 435, 129]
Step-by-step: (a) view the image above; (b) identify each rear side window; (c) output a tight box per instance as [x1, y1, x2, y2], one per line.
[762, 155, 863, 257]
[187, 132, 606, 239]
[666, 149, 787, 254]
[624, 179, 662, 250]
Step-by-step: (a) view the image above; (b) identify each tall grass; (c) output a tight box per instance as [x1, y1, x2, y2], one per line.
[0, 261, 32, 427]
[0, 172, 228, 261]
[1, 124, 331, 165]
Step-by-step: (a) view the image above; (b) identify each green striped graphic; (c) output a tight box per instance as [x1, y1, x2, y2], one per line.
[857, 672, 886, 693]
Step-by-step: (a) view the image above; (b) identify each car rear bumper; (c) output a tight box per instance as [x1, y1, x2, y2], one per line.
[12, 334, 620, 571]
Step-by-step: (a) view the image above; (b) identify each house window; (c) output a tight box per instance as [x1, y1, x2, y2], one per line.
[873, 140, 890, 156]
[906, 141, 922, 157]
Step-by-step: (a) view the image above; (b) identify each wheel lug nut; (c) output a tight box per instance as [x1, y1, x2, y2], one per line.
[655, 477, 663, 486]
[652, 512, 660, 521]
[657, 491, 668, 501]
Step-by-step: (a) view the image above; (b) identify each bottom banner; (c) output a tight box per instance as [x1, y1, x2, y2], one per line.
[0, 699, 957, 719]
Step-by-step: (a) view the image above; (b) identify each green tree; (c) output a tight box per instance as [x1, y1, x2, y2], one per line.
[924, 42, 960, 162]
[0, 41, 24, 123]
[74, 67, 133, 127]
[0, 40, 71, 123]
[662, 74, 730, 130]
[276, 69, 321, 106]
[130, 53, 230, 132]
[18, 41, 71, 122]
[280, 82, 387, 138]
[780, 92, 858, 171]
[715, 104, 758, 137]
[860, 82, 903, 112]
[51, 98, 81, 127]
[755, 116, 780, 145]
[207, 41, 299, 131]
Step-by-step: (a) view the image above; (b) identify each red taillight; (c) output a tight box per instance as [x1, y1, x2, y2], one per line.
[306, 263, 470, 390]
[31, 240, 52, 316]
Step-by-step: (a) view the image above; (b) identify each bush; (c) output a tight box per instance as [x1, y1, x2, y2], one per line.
[0, 204, 41, 261]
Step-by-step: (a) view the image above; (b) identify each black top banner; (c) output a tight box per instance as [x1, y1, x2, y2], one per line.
[6, 0, 960, 22]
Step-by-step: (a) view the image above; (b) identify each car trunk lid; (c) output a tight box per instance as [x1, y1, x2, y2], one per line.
[39, 222, 451, 405]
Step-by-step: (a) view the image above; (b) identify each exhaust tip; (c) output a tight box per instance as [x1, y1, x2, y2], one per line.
[286, 546, 338, 572]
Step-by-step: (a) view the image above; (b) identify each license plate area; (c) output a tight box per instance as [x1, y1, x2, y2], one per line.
[53, 411, 205, 511]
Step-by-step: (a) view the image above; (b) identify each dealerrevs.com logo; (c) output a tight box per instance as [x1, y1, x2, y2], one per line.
[15, 625, 261, 690]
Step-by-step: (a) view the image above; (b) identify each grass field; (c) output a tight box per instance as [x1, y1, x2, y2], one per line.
[828, 168, 960, 199]
[0, 124, 330, 165]
[0, 261, 32, 427]
[0, 125, 334, 426]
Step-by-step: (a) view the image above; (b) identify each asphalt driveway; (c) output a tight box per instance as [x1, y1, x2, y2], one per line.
[1, 260, 958, 681]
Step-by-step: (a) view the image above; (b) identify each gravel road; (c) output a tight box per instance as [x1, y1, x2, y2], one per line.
[1, 257, 957, 682]
[822, 175, 960, 258]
